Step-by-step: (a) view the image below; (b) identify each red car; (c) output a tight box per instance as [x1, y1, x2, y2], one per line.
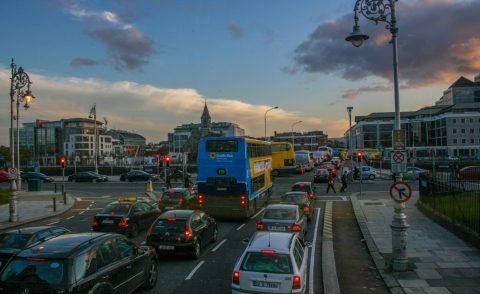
[458, 166, 480, 180]
[0, 171, 12, 183]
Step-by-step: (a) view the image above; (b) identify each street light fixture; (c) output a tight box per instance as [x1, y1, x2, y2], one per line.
[264, 106, 278, 141]
[9, 59, 35, 222]
[88, 104, 98, 173]
[346, 0, 408, 271]
[291, 120, 302, 150]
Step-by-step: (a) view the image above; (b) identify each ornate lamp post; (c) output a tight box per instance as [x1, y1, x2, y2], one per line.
[291, 120, 302, 151]
[89, 104, 98, 173]
[264, 106, 278, 141]
[9, 59, 35, 222]
[346, 0, 409, 271]
[347, 106, 354, 179]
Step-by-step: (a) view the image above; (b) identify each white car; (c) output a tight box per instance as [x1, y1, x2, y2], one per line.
[232, 231, 308, 294]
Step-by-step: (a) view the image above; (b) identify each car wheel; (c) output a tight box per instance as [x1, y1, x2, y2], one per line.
[212, 226, 218, 243]
[128, 178, 133, 182]
[142, 259, 158, 289]
[129, 223, 139, 238]
[192, 240, 201, 259]
[271, 169, 280, 177]
[369, 174, 375, 180]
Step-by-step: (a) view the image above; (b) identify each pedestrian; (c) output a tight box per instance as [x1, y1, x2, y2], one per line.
[166, 173, 172, 189]
[340, 171, 348, 192]
[326, 170, 336, 194]
[353, 166, 359, 180]
[184, 173, 191, 188]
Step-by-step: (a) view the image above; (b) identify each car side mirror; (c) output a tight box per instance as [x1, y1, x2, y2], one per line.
[242, 238, 250, 244]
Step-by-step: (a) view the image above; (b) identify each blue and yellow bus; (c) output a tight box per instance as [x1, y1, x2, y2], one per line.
[196, 136, 273, 218]
[271, 141, 296, 176]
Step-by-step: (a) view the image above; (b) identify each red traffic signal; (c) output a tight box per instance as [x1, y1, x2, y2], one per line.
[59, 157, 67, 168]
[356, 151, 363, 162]
[165, 155, 171, 167]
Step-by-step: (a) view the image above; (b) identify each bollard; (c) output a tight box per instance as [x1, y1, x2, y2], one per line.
[54, 183, 57, 193]
[147, 180, 153, 192]
[62, 184, 65, 194]
[53, 197, 57, 212]
[63, 192, 67, 204]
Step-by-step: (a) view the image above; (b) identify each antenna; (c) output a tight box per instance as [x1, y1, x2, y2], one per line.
[268, 232, 271, 247]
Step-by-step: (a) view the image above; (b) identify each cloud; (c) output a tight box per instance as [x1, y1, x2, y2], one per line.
[227, 21, 244, 39]
[341, 84, 392, 100]
[0, 67, 335, 146]
[289, 0, 480, 90]
[71, 57, 98, 67]
[63, 1, 156, 70]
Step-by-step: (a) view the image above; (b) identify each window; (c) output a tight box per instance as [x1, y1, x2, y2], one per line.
[241, 252, 292, 274]
[97, 240, 118, 268]
[453, 129, 457, 134]
[461, 119, 465, 123]
[293, 238, 305, 269]
[115, 237, 135, 259]
[461, 129, 465, 134]
[471, 139, 474, 144]
[453, 139, 457, 144]
[251, 175, 265, 192]
[462, 139, 466, 144]
[470, 129, 474, 134]
[190, 214, 202, 230]
[453, 119, 456, 123]
[206, 140, 238, 152]
[470, 118, 474, 123]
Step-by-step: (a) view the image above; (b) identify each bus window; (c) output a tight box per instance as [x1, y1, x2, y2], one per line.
[206, 140, 238, 152]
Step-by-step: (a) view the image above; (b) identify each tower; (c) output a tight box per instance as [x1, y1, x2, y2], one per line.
[201, 101, 211, 136]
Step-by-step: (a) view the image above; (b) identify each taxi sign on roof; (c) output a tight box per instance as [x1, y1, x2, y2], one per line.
[117, 196, 138, 202]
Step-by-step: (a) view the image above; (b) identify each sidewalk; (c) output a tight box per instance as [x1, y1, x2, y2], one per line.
[351, 191, 480, 294]
[0, 190, 75, 231]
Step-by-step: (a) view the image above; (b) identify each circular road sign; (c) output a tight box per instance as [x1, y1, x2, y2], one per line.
[393, 151, 405, 163]
[8, 168, 16, 175]
[389, 181, 412, 203]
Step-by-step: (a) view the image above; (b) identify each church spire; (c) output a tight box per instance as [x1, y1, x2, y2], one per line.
[201, 100, 211, 136]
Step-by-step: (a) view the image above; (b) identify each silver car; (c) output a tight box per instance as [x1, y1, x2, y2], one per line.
[232, 231, 308, 294]
[257, 204, 307, 237]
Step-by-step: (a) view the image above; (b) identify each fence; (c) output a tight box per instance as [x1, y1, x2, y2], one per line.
[418, 172, 480, 244]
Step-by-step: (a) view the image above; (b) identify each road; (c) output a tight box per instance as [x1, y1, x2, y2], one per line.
[1, 172, 404, 293]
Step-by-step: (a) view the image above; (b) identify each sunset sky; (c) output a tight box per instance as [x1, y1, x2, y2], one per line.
[1, 0, 479, 145]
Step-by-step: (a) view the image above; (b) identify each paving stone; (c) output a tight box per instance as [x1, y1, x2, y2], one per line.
[404, 288, 427, 294]
[393, 272, 420, 280]
[423, 287, 452, 294]
[415, 263, 438, 269]
[398, 280, 430, 288]
[446, 286, 480, 294]
[415, 269, 442, 279]
[426, 279, 453, 287]
[436, 262, 471, 269]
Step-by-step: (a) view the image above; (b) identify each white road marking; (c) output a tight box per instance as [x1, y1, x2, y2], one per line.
[250, 208, 265, 219]
[71, 208, 102, 211]
[47, 221, 59, 225]
[309, 208, 321, 294]
[341, 196, 347, 201]
[185, 260, 205, 280]
[236, 224, 246, 231]
[141, 241, 146, 245]
[76, 197, 82, 201]
[79, 211, 85, 215]
[101, 195, 111, 198]
[211, 239, 227, 252]
[66, 216, 74, 220]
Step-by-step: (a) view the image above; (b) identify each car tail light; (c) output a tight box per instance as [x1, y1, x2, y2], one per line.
[184, 222, 193, 239]
[292, 223, 301, 232]
[26, 257, 46, 261]
[118, 218, 128, 227]
[240, 195, 246, 205]
[198, 194, 203, 204]
[303, 206, 310, 212]
[309, 192, 314, 199]
[233, 271, 240, 285]
[293, 275, 301, 289]
[178, 198, 184, 203]
[257, 222, 264, 230]
[158, 197, 163, 202]
[92, 218, 99, 226]
[146, 222, 155, 238]
[260, 249, 276, 254]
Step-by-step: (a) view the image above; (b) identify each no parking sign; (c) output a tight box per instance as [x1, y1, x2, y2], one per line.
[389, 181, 412, 203]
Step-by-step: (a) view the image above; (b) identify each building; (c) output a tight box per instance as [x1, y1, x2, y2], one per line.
[106, 129, 146, 165]
[272, 131, 328, 151]
[346, 75, 480, 159]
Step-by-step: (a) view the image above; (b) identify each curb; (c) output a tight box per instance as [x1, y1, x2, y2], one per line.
[350, 193, 405, 294]
[0, 193, 76, 231]
[322, 201, 341, 294]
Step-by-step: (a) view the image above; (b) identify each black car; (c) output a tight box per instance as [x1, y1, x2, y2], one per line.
[280, 192, 314, 221]
[20, 172, 54, 183]
[68, 171, 109, 182]
[146, 210, 218, 259]
[0, 226, 70, 271]
[291, 182, 316, 200]
[159, 168, 190, 180]
[158, 188, 198, 211]
[0, 233, 158, 293]
[92, 196, 161, 237]
[120, 170, 159, 182]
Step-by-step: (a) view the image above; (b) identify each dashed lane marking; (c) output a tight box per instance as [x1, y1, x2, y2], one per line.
[47, 221, 59, 225]
[185, 260, 205, 280]
[76, 197, 82, 201]
[309, 208, 321, 294]
[236, 224, 246, 231]
[79, 211, 85, 215]
[66, 216, 74, 220]
[250, 208, 265, 219]
[211, 239, 227, 252]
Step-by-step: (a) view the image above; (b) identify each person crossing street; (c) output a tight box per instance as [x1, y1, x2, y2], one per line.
[340, 171, 348, 192]
[326, 170, 336, 194]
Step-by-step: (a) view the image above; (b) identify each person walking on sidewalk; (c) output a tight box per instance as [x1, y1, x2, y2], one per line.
[326, 170, 336, 194]
[166, 174, 172, 189]
[340, 171, 348, 192]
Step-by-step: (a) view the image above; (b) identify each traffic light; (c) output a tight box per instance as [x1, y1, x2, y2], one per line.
[60, 157, 66, 168]
[165, 155, 171, 167]
[356, 151, 362, 162]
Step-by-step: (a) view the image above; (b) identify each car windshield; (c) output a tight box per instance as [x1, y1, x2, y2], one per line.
[162, 190, 186, 199]
[282, 195, 305, 204]
[292, 185, 310, 193]
[0, 233, 31, 249]
[0, 258, 66, 286]
[241, 252, 292, 274]
[101, 203, 131, 215]
[263, 208, 296, 220]
[152, 219, 186, 234]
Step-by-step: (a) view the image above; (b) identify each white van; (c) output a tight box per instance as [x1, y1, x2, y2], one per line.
[294, 151, 314, 171]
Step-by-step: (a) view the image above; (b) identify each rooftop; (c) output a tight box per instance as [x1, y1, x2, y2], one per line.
[248, 231, 294, 253]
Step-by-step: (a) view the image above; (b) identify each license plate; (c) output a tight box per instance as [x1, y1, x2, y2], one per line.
[268, 226, 286, 231]
[158, 245, 174, 250]
[102, 219, 114, 224]
[252, 281, 279, 288]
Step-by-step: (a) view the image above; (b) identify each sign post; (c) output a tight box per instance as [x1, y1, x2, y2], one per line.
[389, 181, 412, 204]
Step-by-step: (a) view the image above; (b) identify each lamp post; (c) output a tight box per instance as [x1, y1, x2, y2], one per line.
[89, 104, 98, 173]
[346, 0, 408, 271]
[291, 121, 302, 151]
[347, 105, 354, 159]
[264, 106, 278, 141]
[9, 59, 35, 222]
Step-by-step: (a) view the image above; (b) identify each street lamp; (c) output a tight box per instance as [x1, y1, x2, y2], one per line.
[264, 106, 278, 141]
[9, 59, 35, 222]
[291, 120, 302, 150]
[346, 0, 408, 271]
[89, 104, 98, 173]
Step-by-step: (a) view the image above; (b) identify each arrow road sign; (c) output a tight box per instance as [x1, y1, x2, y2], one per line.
[389, 181, 412, 203]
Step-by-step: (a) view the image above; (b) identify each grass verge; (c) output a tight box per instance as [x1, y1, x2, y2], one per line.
[0, 189, 10, 205]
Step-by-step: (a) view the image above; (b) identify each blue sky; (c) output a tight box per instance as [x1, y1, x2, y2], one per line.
[1, 0, 479, 145]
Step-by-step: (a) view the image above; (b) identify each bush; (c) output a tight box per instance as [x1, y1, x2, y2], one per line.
[0, 189, 10, 205]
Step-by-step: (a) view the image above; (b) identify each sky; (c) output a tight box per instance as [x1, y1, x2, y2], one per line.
[1, 0, 480, 145]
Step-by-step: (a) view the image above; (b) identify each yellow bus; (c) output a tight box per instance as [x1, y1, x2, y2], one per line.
[271, 141, 296, 177]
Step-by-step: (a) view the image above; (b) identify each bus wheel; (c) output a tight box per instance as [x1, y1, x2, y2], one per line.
[271, 169, 280, 177]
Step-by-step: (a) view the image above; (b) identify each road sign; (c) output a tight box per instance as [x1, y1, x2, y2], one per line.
[389, 181, 412, 203]
[392, 151, 405, 163]
[392, 129, 406, 151]
[391, 151, 407, 173]
[8, 168, 16, 175]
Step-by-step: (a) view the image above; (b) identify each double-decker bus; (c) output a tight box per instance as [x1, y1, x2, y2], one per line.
[271, 142, 296, 177]
[196, 137, 273, 218]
